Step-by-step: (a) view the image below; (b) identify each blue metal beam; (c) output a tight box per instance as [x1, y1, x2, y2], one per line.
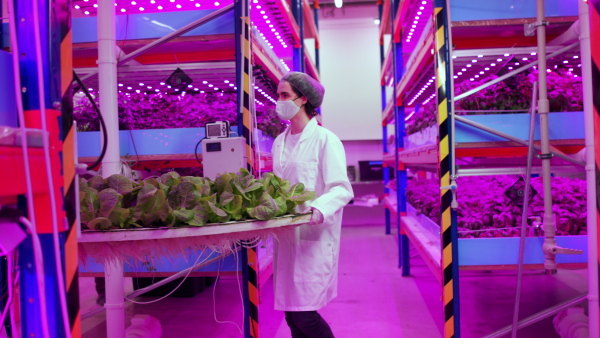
[390, 0, 409, 274]
[291, 0, 304, 72]
[379, 2, 392, 236]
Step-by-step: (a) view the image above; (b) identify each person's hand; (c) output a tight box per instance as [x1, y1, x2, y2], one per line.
[308, 208, 324, 225]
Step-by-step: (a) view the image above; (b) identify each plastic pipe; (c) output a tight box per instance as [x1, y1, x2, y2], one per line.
[511, 82, 538, 338]
[6, 1, 51, 336]
[535, 0, 558, 275]
[104, 260, 125, 338]
[98, 0, 121, 177]
[578, 0, 599, 336]
[446, 0, 456, 182]
[97, 1, 125, 337]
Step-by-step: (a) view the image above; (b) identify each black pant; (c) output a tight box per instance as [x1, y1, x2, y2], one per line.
[95, 277, 105, 295]
[284, 311, 335, 338]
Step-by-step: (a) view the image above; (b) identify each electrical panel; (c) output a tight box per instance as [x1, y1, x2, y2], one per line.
[201, 137, 246, 180]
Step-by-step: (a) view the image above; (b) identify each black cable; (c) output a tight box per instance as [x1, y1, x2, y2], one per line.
[194, 137, 206, 165]
[73, 71, 108, 171]
[129, 129, 140, 168]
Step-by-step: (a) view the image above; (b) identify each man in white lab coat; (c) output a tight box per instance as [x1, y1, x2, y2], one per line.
[272, 72, 354, 337]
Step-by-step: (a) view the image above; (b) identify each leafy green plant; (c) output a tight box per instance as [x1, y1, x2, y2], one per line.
[405, 69, 583, 135]
[73, 92, 287, 139]
[79, 169, 316, 231]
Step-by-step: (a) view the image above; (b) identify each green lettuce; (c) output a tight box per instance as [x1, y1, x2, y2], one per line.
[78, 169, 316, 230]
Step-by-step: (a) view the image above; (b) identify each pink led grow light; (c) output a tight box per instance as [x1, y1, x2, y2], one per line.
[72, 0, 230, 17]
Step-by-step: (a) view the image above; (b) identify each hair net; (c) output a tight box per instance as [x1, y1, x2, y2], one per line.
[280, 72, 325, 108]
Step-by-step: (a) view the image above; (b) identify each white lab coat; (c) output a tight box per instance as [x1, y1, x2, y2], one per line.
[272, 117, 354, 311]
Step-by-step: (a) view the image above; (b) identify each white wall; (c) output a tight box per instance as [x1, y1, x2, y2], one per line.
[318, 5, 382, 141]
[343, 140, 383, 171]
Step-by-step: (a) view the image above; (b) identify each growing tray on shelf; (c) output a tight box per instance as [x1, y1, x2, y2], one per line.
[385, 194, 587, 275]
[79, 213, 310, 276]
[405, 203, 587, 268]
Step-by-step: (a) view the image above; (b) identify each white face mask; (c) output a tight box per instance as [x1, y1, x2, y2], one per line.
[276, 99, 301, 120]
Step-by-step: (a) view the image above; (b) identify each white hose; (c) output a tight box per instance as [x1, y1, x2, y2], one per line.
[7, 0, 51, 336]
[30, 0, 72, 335]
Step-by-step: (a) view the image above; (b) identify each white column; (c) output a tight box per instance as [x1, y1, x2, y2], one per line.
[105, 260, 125, 338]
[98, 0, 121, 177]
[98, 0, 125, 337]
[536, 0, 558, 273]
[579, 0, 599, 336]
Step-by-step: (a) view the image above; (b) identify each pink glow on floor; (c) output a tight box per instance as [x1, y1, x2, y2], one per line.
[79, 220, 587, 337]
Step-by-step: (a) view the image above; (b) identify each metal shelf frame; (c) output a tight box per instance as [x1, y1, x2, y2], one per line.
[379, 0, 596, 337]
[2, 1, 320, 338]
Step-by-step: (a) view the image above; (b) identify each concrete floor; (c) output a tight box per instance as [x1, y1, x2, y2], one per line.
[79, 219, 588, 338]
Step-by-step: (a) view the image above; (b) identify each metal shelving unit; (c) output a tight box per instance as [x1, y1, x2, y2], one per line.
[379, 0, 595, 337]
[66, 0, 321, 337]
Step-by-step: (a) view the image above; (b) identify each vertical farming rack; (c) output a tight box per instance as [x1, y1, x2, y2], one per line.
[379, 0, 596, 336]
[0, 0, 323, 337]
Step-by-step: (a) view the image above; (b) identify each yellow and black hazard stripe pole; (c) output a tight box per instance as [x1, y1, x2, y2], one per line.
[59, 4, 82, 336]
[13, 0, 80, 336]
[434, 0, 460, 337]
[235, 0, 260, 335]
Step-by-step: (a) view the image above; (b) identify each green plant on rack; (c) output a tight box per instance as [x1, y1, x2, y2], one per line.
[73, 91, 288, 139]
[406, 175, 587, 238]
[405, 69, 583, 135]
[79, 169, 316, 231]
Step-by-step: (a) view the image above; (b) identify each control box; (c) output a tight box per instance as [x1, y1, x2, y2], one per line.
[201, 137, 246, 180]
[205, 121, 230, 139]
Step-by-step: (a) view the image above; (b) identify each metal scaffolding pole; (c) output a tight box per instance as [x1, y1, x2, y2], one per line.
[379, 0, 392, 236]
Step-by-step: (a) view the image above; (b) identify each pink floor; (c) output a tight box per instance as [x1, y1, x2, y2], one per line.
[80, 220, 588, 337]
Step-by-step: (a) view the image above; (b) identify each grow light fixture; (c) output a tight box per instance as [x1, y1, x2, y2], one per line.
[422, 93, 435, 105]
[166, 67, 193, 90]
